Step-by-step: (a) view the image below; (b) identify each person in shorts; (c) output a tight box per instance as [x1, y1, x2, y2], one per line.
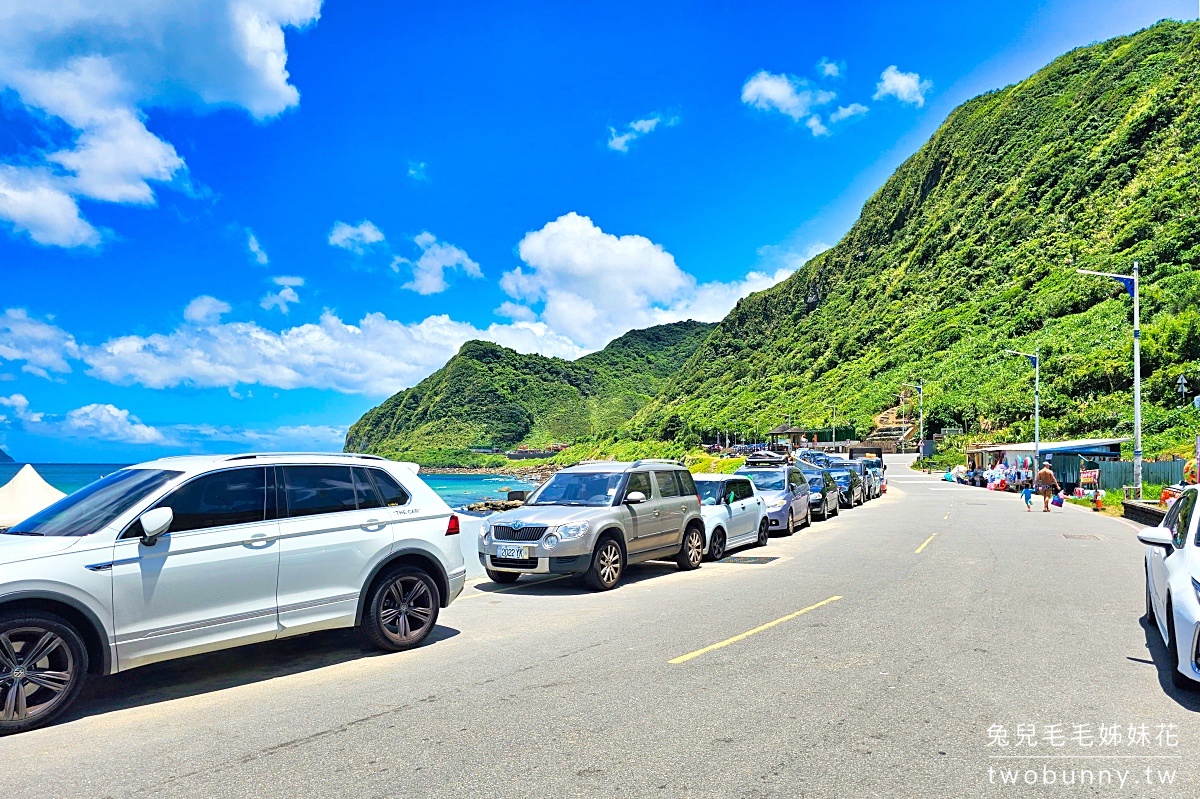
[1021, 485, 1033, 512]
[1035, 460, 1060, 512]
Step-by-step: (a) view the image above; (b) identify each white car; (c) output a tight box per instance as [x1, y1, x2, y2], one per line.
[0, 453, 465, 735]
[693, 473, 769, 560]
[1139, 486, 1200, 689]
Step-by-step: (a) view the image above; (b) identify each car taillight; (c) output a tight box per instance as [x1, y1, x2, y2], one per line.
[695, 494, 701, 504]
[446, 514, 461, 535]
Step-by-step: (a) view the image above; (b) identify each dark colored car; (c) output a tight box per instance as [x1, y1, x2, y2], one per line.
[829, 459, 878, 500]
[801, 468, 840, 520]
[827, 467, 864, 508]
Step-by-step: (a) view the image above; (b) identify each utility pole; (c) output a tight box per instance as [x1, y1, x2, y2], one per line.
[1004, 348, 1040, 465]
[1078, 262, 1142, 497]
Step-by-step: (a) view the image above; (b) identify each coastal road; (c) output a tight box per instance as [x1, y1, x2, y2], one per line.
[5, 457, 1195, 798]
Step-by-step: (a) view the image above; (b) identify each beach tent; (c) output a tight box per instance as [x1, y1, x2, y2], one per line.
[0, 465, 66, 528]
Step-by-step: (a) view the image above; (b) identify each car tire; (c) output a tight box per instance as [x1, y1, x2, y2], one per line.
[583, 536, 624, 591]
[832, 500, 840, 517]
[0, 611, 89, 736]
[362, 566, 441, 652]
[707, 528, 727, 562]
[485, 568, 520, 584]
[802, 506, 812, 528]
[756, 517, 769, 547]
[784, 510, 796, 537]
[1145, 565, 1156, 625]
[1165, 597, 1194, 690]
[675, 525, 704, 571]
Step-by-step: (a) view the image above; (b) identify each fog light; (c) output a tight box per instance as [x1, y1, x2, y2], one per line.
[544, 534, 560, 549]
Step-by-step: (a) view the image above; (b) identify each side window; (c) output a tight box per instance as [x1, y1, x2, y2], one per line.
[676, 470, 697, 497]
[624, 472, 651, 500]
[353, 467, 383, 510]
[653, 471, 681, 498]
[1172, 491, 1196, 549]
[369, 469, 411, 506]
[282, 465, 357, 518]
[151, 467, 266, 534]
[733, 480, 754, 501]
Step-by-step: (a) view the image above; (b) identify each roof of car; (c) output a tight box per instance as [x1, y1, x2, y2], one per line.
[128, 452, 418, 473]
[563, 459, 685, 473]
[693, 473, 749, 481]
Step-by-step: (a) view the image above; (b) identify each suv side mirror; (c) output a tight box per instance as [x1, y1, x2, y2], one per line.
[625, 491, 647, 504]
[139, 507, 174, 546]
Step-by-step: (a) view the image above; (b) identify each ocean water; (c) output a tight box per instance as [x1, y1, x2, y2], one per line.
[0, 464, 535, 511]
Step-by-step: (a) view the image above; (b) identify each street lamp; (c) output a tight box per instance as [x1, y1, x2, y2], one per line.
[1004, 348, 1040, 466]
[901, 382, 924, 452]
[1077, 261, 1142, 496]
[823, 402, 837, 448]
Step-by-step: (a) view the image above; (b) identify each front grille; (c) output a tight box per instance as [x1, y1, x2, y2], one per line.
[492, 525, 548, 542]
[490, 556, 539, 569]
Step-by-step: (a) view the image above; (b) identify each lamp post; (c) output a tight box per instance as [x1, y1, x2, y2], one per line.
[901, 382, 924, 453]
[1004, 348, 1040, 465]
[1077, 262, 1142, 496]
[824, 403, 837, 449]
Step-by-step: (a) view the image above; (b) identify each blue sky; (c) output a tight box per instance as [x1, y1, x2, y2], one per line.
[0, 0, 1194, 462]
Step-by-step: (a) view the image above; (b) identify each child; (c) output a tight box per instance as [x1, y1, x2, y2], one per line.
[1021, 485, 1033, 512]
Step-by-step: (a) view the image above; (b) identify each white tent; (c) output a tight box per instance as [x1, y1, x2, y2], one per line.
[0, 465, 67, 528]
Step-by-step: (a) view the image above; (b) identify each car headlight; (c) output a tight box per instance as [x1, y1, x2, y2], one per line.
[766, 498, 787, 511]
[544, 534, 560, 549]
[557, 520, 590, 540]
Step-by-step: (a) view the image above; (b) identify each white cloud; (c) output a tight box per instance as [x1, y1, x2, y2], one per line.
[0, 394, 43, 423]
[806, 115, 829, 137]
[328, 220, 385, 254]
[0, 1, 322, 247]
[184, 295, 232, 325]
[247, 230, 269, 265]
[830, 103, 869, 123]
[502, 212, 794, 350]
[0, 308, 80, 379]
[260, 276, 303, 313]
[495, 301, 536, 322]
[407, 161, 429, 181]
[171, 422, 347, 450]
[741, 71, 836, 122]
[817, 58, 841, 78]
[393, 232, 482, 295]
[61, 403, 167, 445]
[607, 115, 671, 152]
[874, 65, 932, 107]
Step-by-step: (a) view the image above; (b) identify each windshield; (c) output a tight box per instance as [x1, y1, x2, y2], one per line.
[743, 471, 785, 492]
[695, 480, 724, 505]
[7, 468, 182, 537]
[801, 471, 824, 488]
[529, 471, 624, 506]
[829, 470, 852, 483]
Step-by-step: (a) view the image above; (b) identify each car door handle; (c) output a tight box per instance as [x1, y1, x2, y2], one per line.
[243, 533, 275, 547]
[361, 518, 387, 531]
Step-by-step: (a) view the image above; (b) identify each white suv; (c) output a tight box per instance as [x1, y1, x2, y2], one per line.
[0, 453, 465, 735]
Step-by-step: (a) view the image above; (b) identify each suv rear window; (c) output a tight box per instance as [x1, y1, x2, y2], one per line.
[676, 470, 697, 496]
[653, 471, 681, 498]
[282, 465, 358, 517]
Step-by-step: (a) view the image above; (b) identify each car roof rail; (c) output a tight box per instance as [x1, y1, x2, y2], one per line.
[630, 458, 684, 467]
[218, 452, 388, 462]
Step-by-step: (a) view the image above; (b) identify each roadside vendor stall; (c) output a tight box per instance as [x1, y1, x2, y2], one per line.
[964, 437, 1128, 493]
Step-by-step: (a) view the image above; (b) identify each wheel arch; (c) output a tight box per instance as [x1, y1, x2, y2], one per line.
[356, 547, 451, 624]
[0, 591, 112, 675]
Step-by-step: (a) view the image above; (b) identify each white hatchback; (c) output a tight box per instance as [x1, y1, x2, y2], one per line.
[0, 453, 465, 735]
[1139, 486, 1200, 689]
[693, 473, 769, 560]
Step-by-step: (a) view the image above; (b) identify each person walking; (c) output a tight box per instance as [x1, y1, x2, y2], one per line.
[1036, 460, 1060, 513]
[1021, 485, 1034, 512]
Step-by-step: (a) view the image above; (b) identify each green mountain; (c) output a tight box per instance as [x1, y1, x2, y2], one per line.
[628, 20, 1200, 457]
[345, 320, 714, 462]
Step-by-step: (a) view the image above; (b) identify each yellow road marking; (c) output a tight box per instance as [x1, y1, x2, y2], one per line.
[915, 533, 938, 554]
[669, 595, 842, 664]
[458, 574, 569, 600]
[943, 512, 950, 520]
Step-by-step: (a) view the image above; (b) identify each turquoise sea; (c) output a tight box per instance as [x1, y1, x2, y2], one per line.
[0, 463, 534, 511]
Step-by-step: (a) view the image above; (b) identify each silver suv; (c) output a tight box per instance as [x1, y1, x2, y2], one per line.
[478, 460, 704, 590]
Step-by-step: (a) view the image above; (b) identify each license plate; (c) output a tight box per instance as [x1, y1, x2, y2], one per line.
[496, 544, 529, 559]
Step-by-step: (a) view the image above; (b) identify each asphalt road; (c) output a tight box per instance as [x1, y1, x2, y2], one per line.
[5, 456, 1196, 798]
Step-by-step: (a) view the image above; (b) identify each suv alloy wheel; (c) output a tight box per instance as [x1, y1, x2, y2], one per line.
[584, 536, 624, 591]
[0, 612, 89, 736]
[675, 525, 704, 570]
[363, 566, 441, 651]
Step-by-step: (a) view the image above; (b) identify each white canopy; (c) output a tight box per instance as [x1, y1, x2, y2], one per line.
[0, 465, 67, 528]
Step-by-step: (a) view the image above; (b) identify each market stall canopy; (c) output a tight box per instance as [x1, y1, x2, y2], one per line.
[966, 437, 1129, 460]
[0, 465, 66, 528]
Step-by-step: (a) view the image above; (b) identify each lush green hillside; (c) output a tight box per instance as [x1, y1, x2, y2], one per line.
[345, 320, 714, 462]
[629, 20, 1200, 457]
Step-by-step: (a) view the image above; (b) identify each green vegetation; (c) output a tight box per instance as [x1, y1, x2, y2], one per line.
[628, 21, 1200, 458]
[345, 321, 714, 464]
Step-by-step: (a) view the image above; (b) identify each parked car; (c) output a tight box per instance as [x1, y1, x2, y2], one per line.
[736, 465, 811, 535]
[801, 467, 840, 520]
[479, 460, 704, 591]
[1139, 486, 1200, 689]
[693, 473, 769, 560]
[866, 465, 886, 495]
[827, 467, 865, 508]
[830, 459, 879, 500]
[0, 453, 465, 735]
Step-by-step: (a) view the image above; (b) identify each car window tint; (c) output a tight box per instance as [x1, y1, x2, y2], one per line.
[154, 467, 266, 533]
[1173, 491, 1195, 549]
[676, 470, 697, 496]
[733, 479, 754, 501]
[369, 469, 411, 506]
[624, 472, 651, 500]
[352, 467, 383, 510]
[653, 471, 681, 498]
[282, 465, 357, 518]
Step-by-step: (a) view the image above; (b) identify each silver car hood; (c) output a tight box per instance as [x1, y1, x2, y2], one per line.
[488, 505, 610, 527]
[0, 534, 79, 564]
